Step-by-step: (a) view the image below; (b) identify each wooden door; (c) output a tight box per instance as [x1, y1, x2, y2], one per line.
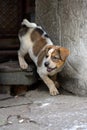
[0, 0, 35, 63]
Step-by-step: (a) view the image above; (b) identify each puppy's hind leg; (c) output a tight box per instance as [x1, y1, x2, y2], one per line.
[18, 49, 28, 69]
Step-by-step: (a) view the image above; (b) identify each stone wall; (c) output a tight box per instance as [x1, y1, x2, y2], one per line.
[35, 0, 87, 96]
[35, 0, 61, 44]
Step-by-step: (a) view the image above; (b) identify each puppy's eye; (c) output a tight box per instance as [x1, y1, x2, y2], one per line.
[53, 56, 59, 60]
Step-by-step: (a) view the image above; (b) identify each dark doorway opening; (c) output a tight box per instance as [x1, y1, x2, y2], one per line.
[0, 0, 35, 63]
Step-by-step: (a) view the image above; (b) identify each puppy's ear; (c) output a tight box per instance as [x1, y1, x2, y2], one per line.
[37, 49, 47, 67]
[59, 47, 70, 61]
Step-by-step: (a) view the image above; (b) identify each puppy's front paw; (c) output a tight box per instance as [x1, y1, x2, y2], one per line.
[20, 62, 28, 69]
[50, 87, 59, 96]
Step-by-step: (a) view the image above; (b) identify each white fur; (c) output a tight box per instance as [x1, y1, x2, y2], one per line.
[22, 19, 37, 28]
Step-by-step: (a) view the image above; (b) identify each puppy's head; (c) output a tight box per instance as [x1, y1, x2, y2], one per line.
[44, 45, 70, 72]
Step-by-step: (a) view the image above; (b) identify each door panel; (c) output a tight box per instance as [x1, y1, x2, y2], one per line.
[0, 0, 35, 62]
[0, 0, 24, 37]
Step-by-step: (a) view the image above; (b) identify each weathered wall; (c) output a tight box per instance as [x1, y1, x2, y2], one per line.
[36, 0, 87, 96]
[35, 0, 61, 44]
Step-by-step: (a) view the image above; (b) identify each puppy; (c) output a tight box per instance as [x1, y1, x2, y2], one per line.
[18, 19, 69, 96]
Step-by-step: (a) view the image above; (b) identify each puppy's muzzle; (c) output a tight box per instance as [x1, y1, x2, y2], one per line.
[44, 62, 49, 67]
[44, 62, 56, 72]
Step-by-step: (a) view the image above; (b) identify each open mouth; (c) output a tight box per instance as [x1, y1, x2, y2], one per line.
[47, 67, 57, 72]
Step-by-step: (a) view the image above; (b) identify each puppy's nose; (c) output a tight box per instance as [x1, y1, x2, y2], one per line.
[44, 62, 49, 67]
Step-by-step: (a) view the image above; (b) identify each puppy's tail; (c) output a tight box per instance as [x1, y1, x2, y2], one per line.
[22, 19, 37, 28]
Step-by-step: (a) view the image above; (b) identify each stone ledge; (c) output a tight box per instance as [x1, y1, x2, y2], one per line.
[0, 61, 38, 85]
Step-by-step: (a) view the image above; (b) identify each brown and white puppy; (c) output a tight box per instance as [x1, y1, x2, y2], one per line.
[18, 19, 69, 96]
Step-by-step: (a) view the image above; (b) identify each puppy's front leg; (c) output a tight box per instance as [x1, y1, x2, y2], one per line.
[39, 74, 59, 96]
[50, 74, 60, 89]
[18, 50, 28, 69]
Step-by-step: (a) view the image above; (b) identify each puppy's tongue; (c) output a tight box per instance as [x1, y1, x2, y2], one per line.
[47, 67, 53, 72]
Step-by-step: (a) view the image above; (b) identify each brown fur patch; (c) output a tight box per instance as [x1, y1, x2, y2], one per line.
[31, 29, 47, 56]
[56, 60, 64, 68]
[59, 47, 70, 61]
[51, 47, 69, 68]
[33, 37, 47, 56]
[51, 50, 60, 62]
[51, 48, 65, 68]
[37, 45, 52, 67]
[51, 46, 69, 61]
[31, 29, 41, 42]
[37, 49, 46, 67]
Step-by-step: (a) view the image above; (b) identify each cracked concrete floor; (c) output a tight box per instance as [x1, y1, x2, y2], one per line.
[0, 84, 87, 130]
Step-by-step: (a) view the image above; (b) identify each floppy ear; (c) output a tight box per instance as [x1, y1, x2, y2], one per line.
[59, 47, 70, 61]
[37, 49, 46, 67]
